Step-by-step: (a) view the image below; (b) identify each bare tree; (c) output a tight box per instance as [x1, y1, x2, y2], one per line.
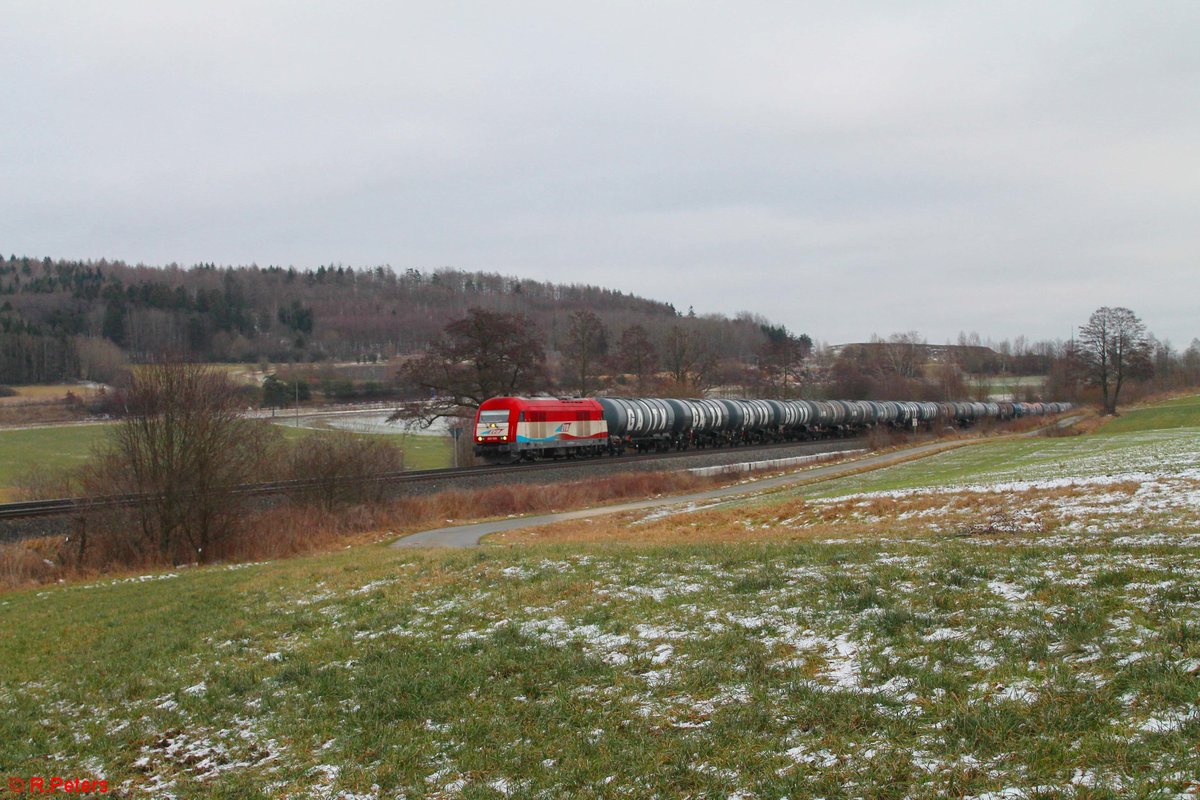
[662, 325, 696, 389]
[933, 351, 967, 401]
[563, 310, 608, 396]
[614, 324, 657, 393]
[1076, 306, 1152, 414]
[75, 336, 128, 383]
[87, 362, 278, 564]
[880, 331, 927, 378]
[395, 307, 546, 423]
[829, 347, 873, 399]
[756, 325, 811, 397]
[658, 324, 720, 394]
[1184, 339, 1200, 386]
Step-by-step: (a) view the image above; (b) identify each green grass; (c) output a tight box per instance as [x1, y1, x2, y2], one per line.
[1, 535, 1196, 798]
[781, 396, 1200, 501]
[274, 424, 452, 471]
[0, 424, 110, 495]
[132, 362, 259, 382]
[779, 429, 1193, 500]
[973, 374, 1045, 394]
[1098, 393, 1200, 435]
[0, 421, 450, 497]
[390, 433, 454, 470]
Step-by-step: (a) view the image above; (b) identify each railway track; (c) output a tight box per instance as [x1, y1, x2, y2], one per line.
[0, 438, 865, 524]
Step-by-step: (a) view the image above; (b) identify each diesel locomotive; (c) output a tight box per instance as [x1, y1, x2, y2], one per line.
[472, 396, 1072, 463]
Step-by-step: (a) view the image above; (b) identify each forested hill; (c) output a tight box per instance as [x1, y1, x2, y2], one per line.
[0, 255, 780, 384]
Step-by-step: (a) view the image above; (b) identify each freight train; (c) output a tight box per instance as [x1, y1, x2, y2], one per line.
[472, 396, 1072, 463]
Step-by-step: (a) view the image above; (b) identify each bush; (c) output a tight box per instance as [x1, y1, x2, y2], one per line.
[866, 426, 899, 450]
[85, 385, 128, 417]
[284, 431, 404, 510]
[81, 362, 281, 565]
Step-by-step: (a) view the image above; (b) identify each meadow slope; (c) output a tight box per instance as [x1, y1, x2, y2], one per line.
[1, 397, 1198, 799]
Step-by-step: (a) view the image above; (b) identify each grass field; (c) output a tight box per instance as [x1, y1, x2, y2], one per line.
[382, 433, 452, 471]
[781, 426, 1200, 500]
[275, 425, 452, 471]
[1, 396, 1198, 797]
[975, 375, 1045, 395]
[1098, 393, 1200, 435]
[1, 535, 1196, 797]
[0, 420, 451, 499]
[714, 394, 1200, 504]
[0, 424, 110, 499]
[129, 363, 261, 384]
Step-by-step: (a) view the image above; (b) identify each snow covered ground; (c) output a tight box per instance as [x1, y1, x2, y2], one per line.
[817, 429, 1198, 538]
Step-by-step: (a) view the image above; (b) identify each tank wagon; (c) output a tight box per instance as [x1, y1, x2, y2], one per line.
[473, 396, 1072, 463]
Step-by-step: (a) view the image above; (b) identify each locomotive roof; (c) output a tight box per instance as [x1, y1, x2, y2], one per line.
[478, 396, 604, 407]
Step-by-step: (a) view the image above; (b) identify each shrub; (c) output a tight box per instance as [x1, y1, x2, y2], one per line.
[81, 362, 281, 565]
[283, 431, 404, 510]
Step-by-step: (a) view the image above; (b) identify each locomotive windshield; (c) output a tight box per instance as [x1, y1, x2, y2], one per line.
[478, 410, 509, 424]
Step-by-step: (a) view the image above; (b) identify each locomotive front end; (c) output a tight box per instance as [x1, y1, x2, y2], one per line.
[474, 397, 609, 462]
[473, 398, 519, 461]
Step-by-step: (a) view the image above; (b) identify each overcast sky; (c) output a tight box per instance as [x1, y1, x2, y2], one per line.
[2, 1, 1197, 346]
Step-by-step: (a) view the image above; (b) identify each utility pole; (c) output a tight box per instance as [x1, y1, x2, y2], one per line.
[449, 425, 463, 468]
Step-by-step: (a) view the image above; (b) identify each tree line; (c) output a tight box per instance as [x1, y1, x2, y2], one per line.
[396, 304, 1197, 426]
[0, 255, 778, 382]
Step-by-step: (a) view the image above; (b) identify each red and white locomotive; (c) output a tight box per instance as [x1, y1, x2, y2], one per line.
[473, 396, 609, 462]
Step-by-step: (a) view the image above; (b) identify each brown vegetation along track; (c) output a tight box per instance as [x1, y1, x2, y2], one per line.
[393, 415, 1086, 548]
[392, 438, 975, 548]
[0, 438, 865, 540]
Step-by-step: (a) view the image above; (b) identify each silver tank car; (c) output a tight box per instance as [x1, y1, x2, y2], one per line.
[718, 398, 774, 440]
[916, 402, 940, 422]
[870, 401, 897, 425]
[854, 400, 880, 425]
[688, 398, 728, 432]
[597, 397, 676, 451]
[592, 394, 1070, 453]
[765, 399, 797, 429]
[788, 400, 816, 427]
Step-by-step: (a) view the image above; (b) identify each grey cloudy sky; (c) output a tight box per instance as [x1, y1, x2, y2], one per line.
[2, 1, 1197, 346]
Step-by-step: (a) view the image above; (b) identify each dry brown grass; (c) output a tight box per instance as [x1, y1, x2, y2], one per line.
[384, 470, 721, 530]
[489, 479, 1150, 547]
[0, 537, 62, 585]
[1039, 412, 1103, 437]
[0, 384, 99, 405]
[0, 469, 733, 590]
[0, 404, 97, 426]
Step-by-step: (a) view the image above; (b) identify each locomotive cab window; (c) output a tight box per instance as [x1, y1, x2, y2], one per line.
[479, 411, 508, 424]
